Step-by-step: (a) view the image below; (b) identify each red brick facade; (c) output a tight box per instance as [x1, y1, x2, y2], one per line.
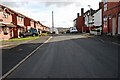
[75, 16, 84, 32]
[102, 1, 120, 35]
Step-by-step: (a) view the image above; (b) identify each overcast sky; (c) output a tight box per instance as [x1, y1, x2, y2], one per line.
[0, 0, 101, 28]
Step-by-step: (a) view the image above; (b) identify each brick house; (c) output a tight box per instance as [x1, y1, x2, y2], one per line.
[35, 21, 43, 34]
[84, 9, 97, 32]
[0, 5, 17, 40]
[42, 25, 50, 33]
[24, 17, 30, 31]
[17, 13, 25, 37]
[30, 19, 35, 29]
[73, 8, 84, 33]
[102, 0, 120, 36]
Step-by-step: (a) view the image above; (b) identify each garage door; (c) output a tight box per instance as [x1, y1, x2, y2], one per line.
[112, 17, 117, 36]
[118, 13, 120, 34]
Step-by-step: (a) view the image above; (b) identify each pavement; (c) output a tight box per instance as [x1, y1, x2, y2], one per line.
[81, 33, 120, 45]
[3, 34, 119, 78]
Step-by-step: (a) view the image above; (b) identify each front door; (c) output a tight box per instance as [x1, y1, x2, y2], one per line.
[13, 27, 18, 38]
[112, 17, 116, 36]
[118, 13, 120, 34]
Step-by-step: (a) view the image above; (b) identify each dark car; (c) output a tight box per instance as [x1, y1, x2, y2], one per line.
[66, 30, 70, 33]
[19, 28, 39, 38]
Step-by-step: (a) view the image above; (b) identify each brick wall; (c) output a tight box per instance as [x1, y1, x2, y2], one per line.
[76, 16, 84, 32]
[102, 1, 120, 35]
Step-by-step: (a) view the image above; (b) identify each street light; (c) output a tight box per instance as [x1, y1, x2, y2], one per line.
[88, 5, 91, 32]
[52, 11, 54, 34]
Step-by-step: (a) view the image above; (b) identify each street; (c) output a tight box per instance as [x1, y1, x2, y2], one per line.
[3, 34, 119, 78]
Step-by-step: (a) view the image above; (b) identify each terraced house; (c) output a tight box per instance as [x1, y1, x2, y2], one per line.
[102, 0, 120, 36]
[0, 5, 17, 40]
[0, 4, 50, 40]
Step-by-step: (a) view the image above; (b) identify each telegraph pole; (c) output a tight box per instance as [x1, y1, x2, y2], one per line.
[52, 11, 54, 33]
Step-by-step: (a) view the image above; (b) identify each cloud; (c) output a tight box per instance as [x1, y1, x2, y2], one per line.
[0, 1, 29, 8]
[44, 2, 77, 7]
[0, 2, 17, 7]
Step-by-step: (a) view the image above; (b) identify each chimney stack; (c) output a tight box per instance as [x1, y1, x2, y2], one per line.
[81, 8, 84, 16]
[99, 2, 103, 9]
[77, 13, 79, 18]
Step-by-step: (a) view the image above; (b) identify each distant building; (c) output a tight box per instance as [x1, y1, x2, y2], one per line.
[73, 8, 84, 33]
[84, 8, 96, 32]
[57, 27, 69, 34]
[50, 27, 58, 34]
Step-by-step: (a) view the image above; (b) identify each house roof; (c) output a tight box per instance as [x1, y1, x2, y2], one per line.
[84, 8, 96, 16]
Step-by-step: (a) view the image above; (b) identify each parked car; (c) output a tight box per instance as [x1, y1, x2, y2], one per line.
[19, 28, 39, 38]
[69, 27, 78, 33]
[66, 30, 70, 33]
[90, 27, 102, 35]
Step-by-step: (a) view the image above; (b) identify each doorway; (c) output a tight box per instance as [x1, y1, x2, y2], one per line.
[112, 17, 117, 36]
[118, 13, 120, 34]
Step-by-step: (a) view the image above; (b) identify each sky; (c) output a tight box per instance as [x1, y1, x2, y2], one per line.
[0, 0, 101, 28]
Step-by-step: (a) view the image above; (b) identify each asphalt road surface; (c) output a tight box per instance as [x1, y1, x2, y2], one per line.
[2, 36, 50, 75]
[6, 34, 119, 78]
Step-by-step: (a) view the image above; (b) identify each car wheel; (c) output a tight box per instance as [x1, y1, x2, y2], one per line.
[20, 35, 24, 38]
[32, 34, 36, 37]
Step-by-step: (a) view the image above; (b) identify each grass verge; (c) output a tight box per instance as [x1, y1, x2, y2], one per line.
[2, 36, 39, 42]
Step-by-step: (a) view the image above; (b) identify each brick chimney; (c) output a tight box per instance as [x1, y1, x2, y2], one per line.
[81, 8, 84, 16]
[77, 13, 79, 18]
[99, 2, 103, 9]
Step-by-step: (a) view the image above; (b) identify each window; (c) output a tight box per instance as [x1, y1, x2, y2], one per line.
[0, 27, 2, 34]
[104, 0, 107, 11]
[0, 6, 2, 12]
[104, 0, 107, 4]
[20, 17, 23, 21]
[2, 12, 8, 18]
[3, 27, 9, 35]
[104, 16, 107, 25]
[18, 16, 23, 22]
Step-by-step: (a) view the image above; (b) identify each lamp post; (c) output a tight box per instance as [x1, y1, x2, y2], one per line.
[52, 11, 54, 33]
[88, 5, 91, 32]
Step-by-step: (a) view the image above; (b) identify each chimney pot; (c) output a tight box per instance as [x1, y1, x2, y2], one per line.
[81, 8, 84, 16]
[77, 13, 79, 18]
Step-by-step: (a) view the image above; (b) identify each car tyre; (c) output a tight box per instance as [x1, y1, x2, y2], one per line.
[20, 35, 24, 38]
[32, 34, 36, 37]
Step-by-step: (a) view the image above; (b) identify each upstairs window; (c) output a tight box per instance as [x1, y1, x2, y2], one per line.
[104, 0, 107, 11]
[104, 0, 107, 4]
[2, 12, 9, 18]
[18, 16, 23, 22]
[104, 16, 107, 25]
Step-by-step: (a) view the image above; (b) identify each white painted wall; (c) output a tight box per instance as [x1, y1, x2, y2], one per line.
[93, 9, 102, 27]
[84, 15, 89, 27]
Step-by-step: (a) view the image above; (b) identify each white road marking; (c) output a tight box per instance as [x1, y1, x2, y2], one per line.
[112, 42, 120, 46]
[0, 36, 53, 79]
